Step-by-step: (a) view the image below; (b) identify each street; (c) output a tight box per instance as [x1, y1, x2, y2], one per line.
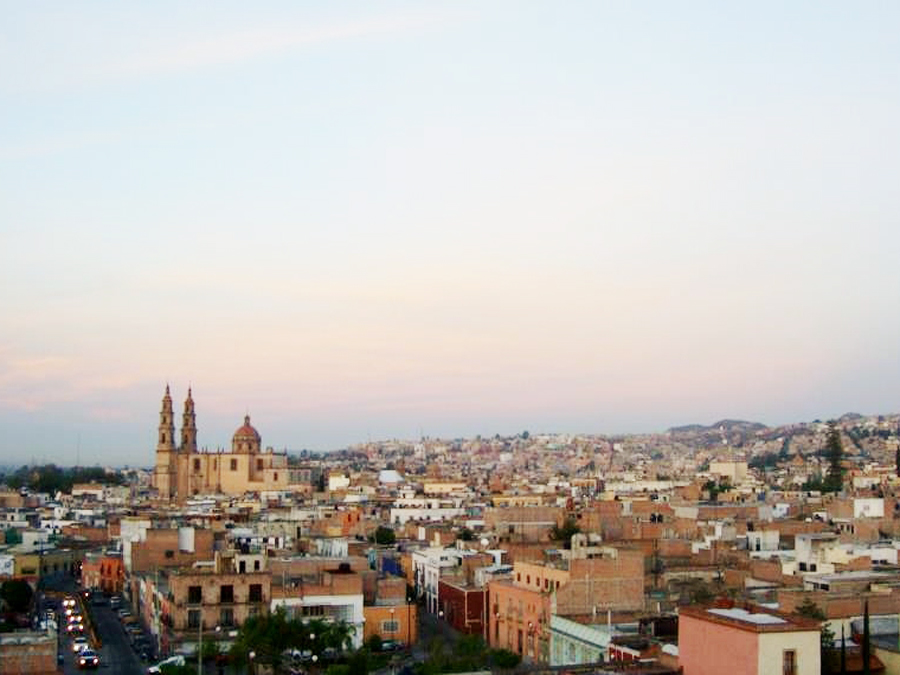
[40, 575, 147, 675]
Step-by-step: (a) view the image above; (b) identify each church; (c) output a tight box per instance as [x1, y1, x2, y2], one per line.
[152, 385, 293, 501]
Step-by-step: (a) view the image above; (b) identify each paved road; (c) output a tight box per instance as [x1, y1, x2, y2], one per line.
[90, 604, 145, 674]
[40, 575, 147, 675]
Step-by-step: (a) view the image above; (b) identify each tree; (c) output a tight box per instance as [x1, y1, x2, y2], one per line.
[457, 527, 475, 542]
[821, 622, 837, 675]
[0, 579, 33, 613]
[374, 526, 396, 546]
[549, 517, 580, 549]
[862, 600, 870, 675]
[795, 598, 835, 674]
[796, 597, 826, 620]
[490, 649, 521, 670]
[840, 625, 847, 675]
[823, 422, 844, 493]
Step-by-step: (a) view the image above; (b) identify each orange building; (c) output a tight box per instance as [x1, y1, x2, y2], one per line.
[363, 603, 418, 646]
[82, 555, 124, 595]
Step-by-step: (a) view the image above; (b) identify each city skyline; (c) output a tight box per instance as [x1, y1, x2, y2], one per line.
[2, 2, 900, 464]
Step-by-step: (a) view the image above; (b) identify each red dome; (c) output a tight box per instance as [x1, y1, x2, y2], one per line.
[233, 415, 260, 441]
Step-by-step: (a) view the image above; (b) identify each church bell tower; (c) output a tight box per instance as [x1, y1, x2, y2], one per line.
[152, 385, 177, 499]
[181, 387, 197, 454]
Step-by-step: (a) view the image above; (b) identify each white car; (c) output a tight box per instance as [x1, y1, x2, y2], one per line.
[72, 637, 90, 653]
[148, 655, 185, 674]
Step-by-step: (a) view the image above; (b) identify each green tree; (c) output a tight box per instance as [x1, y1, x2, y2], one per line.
[795, 598, 835, 674]
[0, 579, 34, 613]
[549, 517, 581, 549]
[820, 623, 837, 675]
[457, 527, 475, 542]
[366, 634, 383, 652]
[374, 526, 396, 546]
[489, 649, 521, 670]
[862, 600, 871, 675]
[796, 597, 826, 620]
[823, 422, 844, 493]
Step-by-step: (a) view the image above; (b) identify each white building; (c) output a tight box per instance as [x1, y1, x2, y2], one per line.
[412, 547, 476, 614]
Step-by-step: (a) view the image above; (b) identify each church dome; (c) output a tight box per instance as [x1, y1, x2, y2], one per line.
[232, 415, 261, 453]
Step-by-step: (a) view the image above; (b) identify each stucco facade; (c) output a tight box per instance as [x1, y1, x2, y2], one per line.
[151, 386, 300, 501]
[679, 605, 820, 675]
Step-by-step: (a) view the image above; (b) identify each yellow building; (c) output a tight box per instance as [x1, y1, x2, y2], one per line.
[152, 386, 295, 501]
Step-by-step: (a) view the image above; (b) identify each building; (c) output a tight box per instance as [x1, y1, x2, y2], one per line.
[136, 551, 271, 656]
[679, 605, 820, 675]
[0, 630, 57, 674]
[81, 553, 124, 595]
[151, 386, 302, 501]
[270, 560, 366, 649]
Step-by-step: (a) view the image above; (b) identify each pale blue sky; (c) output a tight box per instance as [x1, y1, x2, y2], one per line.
[1, 2, 899, 465]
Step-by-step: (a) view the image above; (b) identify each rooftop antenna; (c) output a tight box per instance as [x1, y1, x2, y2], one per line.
[76, 433, 81, 468]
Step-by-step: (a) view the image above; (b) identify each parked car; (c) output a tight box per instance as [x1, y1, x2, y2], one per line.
[148, 655, 185, 674]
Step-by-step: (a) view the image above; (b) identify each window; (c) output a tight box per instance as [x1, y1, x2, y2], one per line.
[783, 650, 796, 675]
[165, 550, 174, 559]
[188, 586, 202, 604]
[249, 584, 263, 603]
[257, 459, 263, 471]
[381, 620, 399, 634]
[188, 609, 201, 629]
[254, 560, 260, 571]
[274, 472, 278, 481]
[220, 585, 234, 603]
[220, 608, 235, 627]
[194, 459, 200, 471]
[230, 459, 238, 471]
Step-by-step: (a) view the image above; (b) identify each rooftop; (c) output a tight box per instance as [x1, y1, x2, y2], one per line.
[708, 608, 786, 625]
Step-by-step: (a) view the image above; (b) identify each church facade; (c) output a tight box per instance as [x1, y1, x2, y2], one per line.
[152, 385, 292, 501]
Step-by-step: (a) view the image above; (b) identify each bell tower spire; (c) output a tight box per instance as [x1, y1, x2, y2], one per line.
[158, 384, 175, 451]
[181, 387, 197, 453]
[152, 384, 177, 499]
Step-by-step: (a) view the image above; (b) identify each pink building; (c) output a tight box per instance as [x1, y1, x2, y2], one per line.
[679, 604, 820, 675]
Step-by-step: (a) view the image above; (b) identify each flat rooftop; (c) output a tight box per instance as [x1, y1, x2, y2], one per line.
[708, 608, 786, 625]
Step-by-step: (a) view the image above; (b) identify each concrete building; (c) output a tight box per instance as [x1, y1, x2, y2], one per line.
[679, 605, 820, 675]
[0, 629, 58, 674]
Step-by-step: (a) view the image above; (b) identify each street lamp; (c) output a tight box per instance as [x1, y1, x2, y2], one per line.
[249, 650, 256, 675]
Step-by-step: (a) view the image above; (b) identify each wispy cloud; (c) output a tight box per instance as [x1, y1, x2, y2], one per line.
[102, 13, 457, 81]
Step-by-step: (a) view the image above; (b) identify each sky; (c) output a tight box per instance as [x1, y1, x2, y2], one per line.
[1, 1, 899, 466]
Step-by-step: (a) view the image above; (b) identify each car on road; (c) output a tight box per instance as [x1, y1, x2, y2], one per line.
[77, 648, 100, 669]
[378, 639, 405, 652]
[147, 655, 185, 674]
[110, 596, 122, 609]
[71, 637, 90, 653]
